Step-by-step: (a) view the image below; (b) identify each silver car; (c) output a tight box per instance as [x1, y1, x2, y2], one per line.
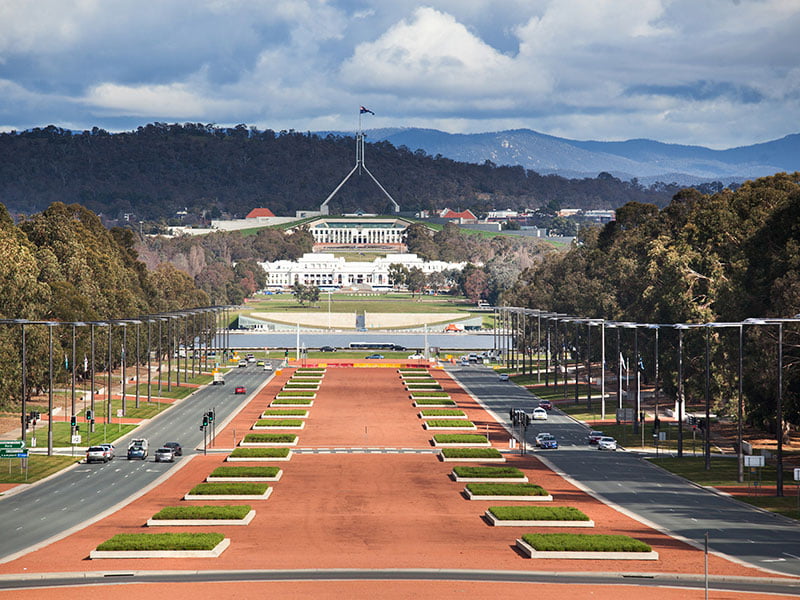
[86, 446, 109, 463]
[154, 447, 175, 462]
[597, 436, 618, 451]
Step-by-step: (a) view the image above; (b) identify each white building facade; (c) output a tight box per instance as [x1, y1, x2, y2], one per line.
[289, 217, 410, 250]
[260, 253, 467, 291]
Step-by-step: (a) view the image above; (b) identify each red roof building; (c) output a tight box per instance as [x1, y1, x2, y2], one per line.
[439, 208, 477, 222]
[246, 208, 276, 218]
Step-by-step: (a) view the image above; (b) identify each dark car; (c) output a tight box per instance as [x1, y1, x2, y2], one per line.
[538, 434, 559, 449]
[365, 354, 384, 359]
[154, 447, 175, 462]
[163, 441, 182, 456]
[319, 345, 336, 352]
[538, 399, 553, 411]
[587, 430, 604, 445]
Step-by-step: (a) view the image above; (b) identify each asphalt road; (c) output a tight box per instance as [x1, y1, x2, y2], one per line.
[447, 363, 800, 578]
[0, 363, 274, 563]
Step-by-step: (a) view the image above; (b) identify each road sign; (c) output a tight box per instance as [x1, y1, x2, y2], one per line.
[71, 434, 82, 445]
[745, 455, 765, 468]
[0, 449, 28, 459]
[794, 468, 800, 481]
[0, 440, 25, 449]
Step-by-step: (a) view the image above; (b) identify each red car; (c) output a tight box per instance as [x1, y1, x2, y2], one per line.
[234, 386, 246, 394]
[587, 430, 604, 444]
[538, 400, 552, 411]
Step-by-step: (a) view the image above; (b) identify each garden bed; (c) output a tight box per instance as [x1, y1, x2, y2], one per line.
[424, 420, 476, 430]
[253, 419, 305, 430]
[184, 481, 272, 500]
[432, 434, 491, 447]
[275, 392, 316, 400]
[240, 433, 298, 446]
[413, 400, 456, 407]
[90, 533, 229, 559]
[516, 533, 657, 560]
[485, 506, 593, 527]
[464, 482, 552, 501]
[261, 409, 308, 418]
[418, 409, 467, 419]
[270, 399, 314, 407]
[439, 447, 505, 462]
[207, 466, 282, 482]
[227, 447, 292, 461]
[451, 466, 527, 482]
[147, 505, 255, 526]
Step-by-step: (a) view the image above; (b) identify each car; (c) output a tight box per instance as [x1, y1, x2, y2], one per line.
[532, 407, 548, 420]
[256, 360, 265, 366]
[154, 447, 175, 462]
[587, 430, 605, 445]
[99, 443, 115, 460]
[597, 436, 618, 451]
[537, 434, 559, 449]
[498, 373, 510, 381]
[365, 354, 384, 359]
[534, 432, 552, 446]
[127, 438, 148, 460]
[237, 360, 247, 368]
[263, 362, 273, 371]
[408, 353, 424, 359]
[538, 399, 552, 411]
[163, 441, 182, 456]
[247, 356, 256, 363]
[235, 386, 246, 394]
[459, 357, 470, 366]
[393, 345, 407, 352]
[86, 446, 109, 463]
[319, 346, 336, 352]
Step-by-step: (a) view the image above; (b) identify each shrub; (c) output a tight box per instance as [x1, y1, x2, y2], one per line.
[420, 410, 465, 417]
[96, 533, 224, 551]
[188, 482, 269, 495]
[414, 399, 456, 406]
[255, 419, 303, 427]
[489, 506, 589, 521]
[466, 483, 548, 496]
[151, 505, 251, 520]
[210, 466, 280, 478]
[272, 399, 313, 405]
[275, 390, 316, 397]
[243, 433, 297, 443]
[297, 368, 325, 373]
[411, 391, 451, 398]
[426, 420, 474, 428]
[453, 466, 523, 478]
[433, 434, 488, 444]
[230, 447, 290, 458]
[521, 533, 651, 552]
[441, 448, 502, 459]
[261, 409, 307, 416]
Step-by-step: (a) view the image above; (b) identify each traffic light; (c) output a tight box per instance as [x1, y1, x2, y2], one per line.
[70, 415, 77, 427]
[207, 410, 215, 423]
[85, 409, 93, 421]
[202, 415, 209, 427]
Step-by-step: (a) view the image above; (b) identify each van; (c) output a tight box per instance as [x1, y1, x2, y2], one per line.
[127, 438, 149, 460]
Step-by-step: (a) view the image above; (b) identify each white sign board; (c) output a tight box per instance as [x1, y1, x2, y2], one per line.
[744, 455, 765, 468]
[71, 434, 82, 444]
[117, 409, 124, 418]
[794, 468, 800, 481]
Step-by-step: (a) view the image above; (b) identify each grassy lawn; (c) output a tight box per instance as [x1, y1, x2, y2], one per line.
[86, 397, 171, 420]
[243, 292, 477, 315]
[24, 421, 137, 447]
[0, 454, 80, 485]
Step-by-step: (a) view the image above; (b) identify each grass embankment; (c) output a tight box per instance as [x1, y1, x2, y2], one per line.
[244, 292, 476, 315]
[275, 390, 316, 397]
[453, 466, 524, 478]
[411, 391, 451, 398]
[85, 398, 171, 419]
[188, 482, 270, 495]
[521, 533, 651, 552]
[229, 448, 291, 458]
[242, 433, 297, 444]
[415, 399, 456, 406]
[271, 399, 313, 405]
[433, 434, 488, 444]
[151, 505, 252, 520]
[466, 483, 548, 496]
[440, 448, 503, 459]
[96, 533, 224, 551]
[489, 506, 590, 521]
[0, 454, 79, 485]
[29, 422, 137, 447]
[209, 466, 280, 478]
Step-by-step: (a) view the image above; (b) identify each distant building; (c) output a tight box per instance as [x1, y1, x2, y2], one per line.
[439, 208, 478, 223]
[289, 216, 415, 251]
[246, 207, 276, 218]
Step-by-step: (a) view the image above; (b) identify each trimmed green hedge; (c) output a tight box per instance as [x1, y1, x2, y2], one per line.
[297, 368, 325, 373]
[96, 532, 224, 551]
[441, 447, 503, 459]
[411, 391, 451, 398]
[489, 506, 589, 521]
[151, 505, 252, 520]
[420, 409, 466, 417]
[210, 466, 280, 478]
[284, 383, 319, 388]
[402, 376, 436, 382]
[399, 368, 427, 372]
[255, 419, 303, 427]
[188, 482, 269, 495]
[453, 466, 524, 478]
[243, 433, 297, 443]
[276, 390, 316, 397]
[406, 383, 442, 388]
[290, 376, 322, 381]
[433, 434, 488, 444]
[272, 399, 313, 405]
[261, 409, 307, 416]
[521, 533, 651, 552]
[426, 420, 474, 428]
[415, 399, 456, 406]
[466, 483, 548, 496]
[230, 447, 290, 458]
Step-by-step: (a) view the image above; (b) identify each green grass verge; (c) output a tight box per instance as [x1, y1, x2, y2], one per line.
[410, 391, 451, 398]
[739, 496, 800, 521]
[440, 448, 503, 459]
[521, 533, 651, 552]
[0, 454, 79, 484]
[229, 447, 290, 458]
[433, 434, 488, 444]
[151, 505, 252, 520]
[399, 368, 428, 373]
[188, 482, 269, 495]
[261, 409, 307, 416]
[290, 376, 323, 381]
[296, 368, 325, 373]
[34, 422, 138, 447]
[489, 506, 590, 521]
[406, 383, 442, 389]
[420, 409, 466, 417]
[453, 466, 524, 478]
[466, 483, 548, 496]
[426, 420, 474, 428]
[255, 419, 303, 427]
[242, 433, 297, 443]
[275, 390, 316, 397]
[96, 532, 224, 551]
[209, 466, 280, 478]
[650, 456, 788, 487]
[271, 399, 313, 405]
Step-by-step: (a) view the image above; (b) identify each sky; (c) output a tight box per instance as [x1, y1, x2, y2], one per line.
[0, 0, 798, 149]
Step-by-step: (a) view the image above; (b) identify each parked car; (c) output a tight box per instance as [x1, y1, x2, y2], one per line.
[319, 346, 336, 352]
[235, 386, 247, 394]
[587, 430, 605, 445]
[99, 443, 115, 460]
[498, 373, 510, 381]
[154, 447, 175, 462]
[532, 407, 548, 421]
[537, 434, 559, 449]
[598, 436, 618, 451]
[365, 354, 384, 359]
[538, 399, 552, 410]
[534, 432, 553, 447]
[86, 446, 109, 464]
[407, 353, 424, 359]
[163, 441, 182, 456]
[237, 360, 248, 368]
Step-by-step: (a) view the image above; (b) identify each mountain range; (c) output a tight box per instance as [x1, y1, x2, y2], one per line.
[350, 128, 800, 185]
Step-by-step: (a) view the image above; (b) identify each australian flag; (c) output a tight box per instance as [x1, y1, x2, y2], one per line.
[360, 106, 375, 115]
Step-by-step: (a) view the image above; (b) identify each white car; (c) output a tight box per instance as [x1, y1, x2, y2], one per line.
[532, 407, 548, 421]
[498, 373, 509, 381]
[263, 362, 273, 371]
[598, 436, 618, 451]
[407, 353, 425, 359]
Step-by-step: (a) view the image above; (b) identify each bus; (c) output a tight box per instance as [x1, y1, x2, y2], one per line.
[348, 342, 407, 351]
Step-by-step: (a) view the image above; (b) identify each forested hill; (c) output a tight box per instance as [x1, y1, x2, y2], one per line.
[0, 123, 682, 220]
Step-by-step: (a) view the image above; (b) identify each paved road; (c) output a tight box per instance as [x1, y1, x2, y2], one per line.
[0, 363, 274, 563]
[447, 364, 800, 578]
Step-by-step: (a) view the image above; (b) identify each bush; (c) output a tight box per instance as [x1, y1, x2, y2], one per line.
[426, 420, 474, 428]
[433, 434, 488, 444]
[420, 410, 465, 417]
[188, 482, 269, 495]
[272, 399, 313, 405]
[151, 505, 252, 520]
[243, 433, 297, 443]
[230, 448, 290, 458]
[441, 448, 502, 459]
[210, 466, 280, 478]
[255, 419, 303, 427]
[415, 399, 456, 406]
[411, 391, 451, 398]
[466, 483, 548, 496]
[521, 533, 651, 552]
[261, 409, 307, 416]
[453, 466, 524, 478]
[96, 533, 224, 551]
[489, 506, 589, 521]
